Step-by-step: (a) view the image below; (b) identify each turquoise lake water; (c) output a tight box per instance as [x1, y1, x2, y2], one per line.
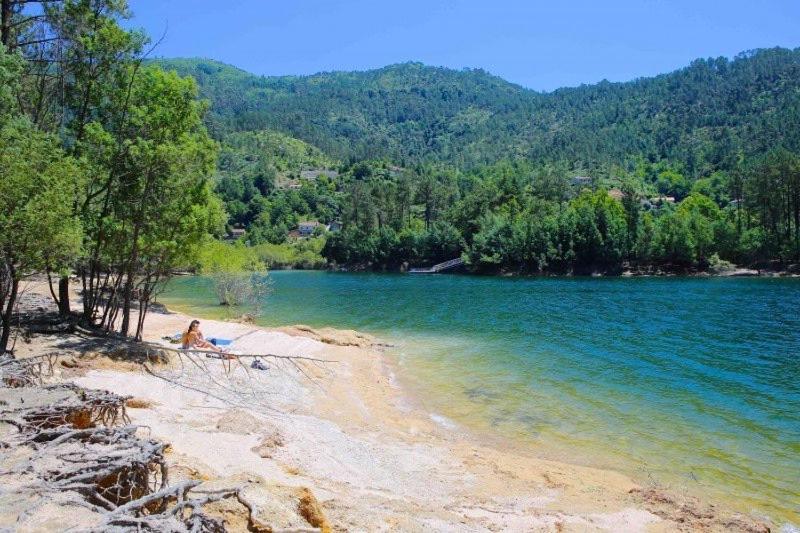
[161, 272, 800, 524]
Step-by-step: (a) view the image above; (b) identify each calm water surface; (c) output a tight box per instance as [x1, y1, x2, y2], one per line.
[162, 272, 800, 524]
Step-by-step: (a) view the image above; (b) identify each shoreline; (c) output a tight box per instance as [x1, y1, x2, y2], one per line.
[145, 302, 782, 529]
[161, 275, 798, 528]
[377, 333, 797, 528]
[179, 259, 800, 279]
[7, 282, 781, 531]
[264, 266, 800, 278]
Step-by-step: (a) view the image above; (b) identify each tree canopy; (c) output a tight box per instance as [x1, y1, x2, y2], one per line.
[0, 1, 226, 350]
[156, 48, 800, 174]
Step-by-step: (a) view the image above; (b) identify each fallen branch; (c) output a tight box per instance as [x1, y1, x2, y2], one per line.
[144, 342, 339, 364]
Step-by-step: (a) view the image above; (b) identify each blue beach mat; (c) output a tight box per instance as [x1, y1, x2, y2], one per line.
[166, 333, 233, 347]
[208, 338, 232, 347]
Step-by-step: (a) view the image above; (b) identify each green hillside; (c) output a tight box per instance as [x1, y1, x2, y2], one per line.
[152, 51, 800, 273]
[156, 48, 800, 176]
[220, 129, 334, 174]
[213, 129, 338, 230]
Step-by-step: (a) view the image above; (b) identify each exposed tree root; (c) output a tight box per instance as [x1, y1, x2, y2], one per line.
[0, 358, 242, 532]
[0, 352, 60, 387]
[0, 337, 336, 531]
[9, 383, 131, 433]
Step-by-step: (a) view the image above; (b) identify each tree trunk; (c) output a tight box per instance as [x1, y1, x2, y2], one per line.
[0, 277, 18, 354]
[0, 0, 11, 49]
[119, 222, 143, 337]
[119, 225, 143, 337]
[58, 276, 71, 316]
[135, 285, 150, 341]
[794, 191, 799, 259]
[119, 272, 134, 337]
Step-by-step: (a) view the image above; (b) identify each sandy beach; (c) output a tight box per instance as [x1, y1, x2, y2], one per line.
[3, 281, 773, 532]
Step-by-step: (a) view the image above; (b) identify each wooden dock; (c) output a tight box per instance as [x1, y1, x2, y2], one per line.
[408, 257, 464, 273]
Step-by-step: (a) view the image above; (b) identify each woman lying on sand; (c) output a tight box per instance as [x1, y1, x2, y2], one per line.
[181, 320, 225, 353]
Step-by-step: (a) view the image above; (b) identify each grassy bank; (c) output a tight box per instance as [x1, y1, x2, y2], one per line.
[252, 237, 327, 270]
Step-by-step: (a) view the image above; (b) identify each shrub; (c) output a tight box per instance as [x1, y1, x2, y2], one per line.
[252, 236, 326, 269]
[708, 253, 735, 273]
[210, 271, 272, 310]
[198, 241, 271, 312]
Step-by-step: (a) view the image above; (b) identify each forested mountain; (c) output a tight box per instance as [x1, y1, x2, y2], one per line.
[155, 48, 800, 175]
[151, 49, 800, 274]
[153, 58, 536, 167]
[215, 129, 340, 241]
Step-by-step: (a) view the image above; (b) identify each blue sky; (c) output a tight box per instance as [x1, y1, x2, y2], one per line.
[128, 0, 800, 91]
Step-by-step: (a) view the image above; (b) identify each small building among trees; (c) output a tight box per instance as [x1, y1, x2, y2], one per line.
[650, 195, 676, 206]
[608, 188, 626, 201]
[298, 221, 322, 237]
[300, 169, 339, 180]
[225, 228, 246, 241]
[571, 176, 593, 187]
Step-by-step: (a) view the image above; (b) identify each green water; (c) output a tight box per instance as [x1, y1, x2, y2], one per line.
[161, 272, 800, 524]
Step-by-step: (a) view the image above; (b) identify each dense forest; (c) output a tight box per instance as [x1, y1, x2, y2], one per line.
[155, 50, 800, 174]
[154, 50, 800, 274]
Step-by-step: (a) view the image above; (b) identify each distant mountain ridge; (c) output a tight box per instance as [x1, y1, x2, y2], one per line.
[153, 48, 800, 174]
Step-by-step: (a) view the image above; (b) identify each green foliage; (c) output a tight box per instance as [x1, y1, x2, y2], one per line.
[198, 240, 265, 274]
[198, 240, 272, 309]
[566, 190, 628, 271]
[0, 118, 83, 349]
[321, 156, 800, 273]
[212, 129, 339, 236]
[655, 170, 690, 200]
[252, 237, 327, 269]
[82, 65, 225, 268]
[75, 64, 226, 336]
[199, 236, 326, 272]
[221, 130, 334, 174]
[0, 118, 83, 277]
[155, 48, 800, 175]
[17, 0, 146, 135]
[154, 49, 800, 272]
[652, 208, 696, 265]
[0, 44, 21, 120]
[152, 48, 800, 271]
[461, 190, 628, 273]
[154, 59, 535, 166]
[708, 253, 735, 273]
[741, 148, 800, 261]
[1, 2, 231, 341]
[691, 171, 731, 205]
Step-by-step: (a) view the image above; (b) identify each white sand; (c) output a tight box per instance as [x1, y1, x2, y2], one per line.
[69, 309, 670, 532]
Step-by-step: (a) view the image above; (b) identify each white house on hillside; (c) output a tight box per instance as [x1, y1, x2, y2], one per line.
[297, 221, 321, 237]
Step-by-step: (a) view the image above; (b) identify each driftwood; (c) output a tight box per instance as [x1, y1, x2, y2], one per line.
[0, 352, 61, 386]
[146, 342, 337, 364]
[0, 333, 338, 531]
[136, 342, 337, 409]
[0, 359, 240, 532]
